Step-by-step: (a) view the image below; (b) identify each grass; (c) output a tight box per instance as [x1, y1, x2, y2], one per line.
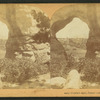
[78, 58, 100, 82]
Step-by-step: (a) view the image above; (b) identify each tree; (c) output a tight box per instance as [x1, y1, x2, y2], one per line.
[31, 10, 50, 43]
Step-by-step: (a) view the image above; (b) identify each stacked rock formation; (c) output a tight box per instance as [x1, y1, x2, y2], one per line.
[5, 4, 50, 63]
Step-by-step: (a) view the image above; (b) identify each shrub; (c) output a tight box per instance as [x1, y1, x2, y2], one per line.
[62, 53, 78, 77]
[50, 51, 78, 78]
[0, 58, 49, 83]
[77, 58, 100, 82]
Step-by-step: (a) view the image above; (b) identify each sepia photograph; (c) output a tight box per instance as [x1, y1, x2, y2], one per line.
[0, 4, 51, 89]
[0, 3, 100, 97]
[51, 4, 100, 89]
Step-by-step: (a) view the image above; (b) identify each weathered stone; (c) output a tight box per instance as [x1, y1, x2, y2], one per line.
[34, 48, 50, 64]
[35, 73, 50, 82]
[4, 4, 50, 59]
[51, 4, 100, 58]
[45, 77, 66, 89]
[50, 37, 68, 77]
[23, 36, 31, 41]
[26, 39, 35, 43]
[15, 5, 41, 36]
[19, 36, 35, 44]
[19, 46, 24, 51]
[96, 51, 100, 58]
[64, 69, 82, 89]
[23, 44, 32, 51]
[22, 52, 36, 62]
[15, 55, 22, 59]
[2, 4, 100, 60]
[32, 43, 50, 50]
[15, 52, 22, 59]
[23, 51, 34, 56]
[5, 37, 20, 58]
[30, 55, 36, 62]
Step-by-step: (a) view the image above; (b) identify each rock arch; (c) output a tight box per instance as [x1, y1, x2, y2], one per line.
[50, 4, 100, 77]
[51, 4, 100, 59]
[0, 4, 50, 61]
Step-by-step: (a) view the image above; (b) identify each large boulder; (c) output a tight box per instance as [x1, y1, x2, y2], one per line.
[45, 77, 66, 89]
[64, 69, 82, 89]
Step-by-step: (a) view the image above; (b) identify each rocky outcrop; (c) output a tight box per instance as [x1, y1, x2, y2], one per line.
[64, 69, 82, 89]
[34, 43, 50, 64]
[46, 77, 66, 89]
[51, 4, 100, 59]
[50, 37, 68, 77]
[4, 4, 50, 63]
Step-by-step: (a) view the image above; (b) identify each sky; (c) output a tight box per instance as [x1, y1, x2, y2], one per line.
[0, 4, 90, 39]
[56, 18, 90, 38]
[29, 4, 69, 18]
[0, 21, 9, 39]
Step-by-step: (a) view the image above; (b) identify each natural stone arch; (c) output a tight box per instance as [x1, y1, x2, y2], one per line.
[51, 4, 100, 59]
[50, 4, 100, 77]
[0, 4, 50, 62]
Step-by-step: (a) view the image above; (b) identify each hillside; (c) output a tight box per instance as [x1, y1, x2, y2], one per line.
[58, 38, 87, 49]
[58, 38, 87, 59]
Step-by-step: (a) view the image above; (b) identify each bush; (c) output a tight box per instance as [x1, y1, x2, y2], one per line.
[0, 58, 49, 83]
[77, 58, 100, 82]
[50, 51, 78, 78]
[62, 53, 78, 77]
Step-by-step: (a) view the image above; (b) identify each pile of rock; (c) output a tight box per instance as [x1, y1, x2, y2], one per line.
[14, 36, 36, 62]
[33, 43, 50, 64]
[13, 36, 50, 64]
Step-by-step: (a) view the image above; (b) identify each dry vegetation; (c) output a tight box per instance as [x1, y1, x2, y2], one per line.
[56, 38, 100, 84]
[0, 58, 49, 84]
[0, 38, 100, 88]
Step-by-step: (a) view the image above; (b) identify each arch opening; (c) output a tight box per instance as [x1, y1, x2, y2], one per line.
[0, 21, 9, 59]
[56, 17, 90, 61]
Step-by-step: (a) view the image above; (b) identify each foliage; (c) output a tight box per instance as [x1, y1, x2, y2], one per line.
[62, 53, 78, 77]
[0, 58, 49, 83]
[31, 10, 50, 29]
[31, 10, 50, 43]
[77, 58, 100, 82]
[50, 51, 77, 78]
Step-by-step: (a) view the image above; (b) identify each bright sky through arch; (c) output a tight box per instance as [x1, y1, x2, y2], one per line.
[0, 21, 9, 39]
[56, 18, 90, 38]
